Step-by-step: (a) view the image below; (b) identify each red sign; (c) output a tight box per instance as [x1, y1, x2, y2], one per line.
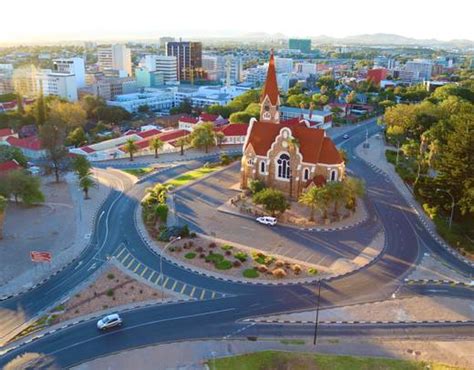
[30, 251, 52, 263]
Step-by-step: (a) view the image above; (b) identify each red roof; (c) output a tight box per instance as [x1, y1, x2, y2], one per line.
[216, 123, 249, 136]
[306, 175, 326, 188]
[260, 50, 279, 105]
[80, 146, 95, 153]
[245, 121, 342, 165]
[280, 118, 307, 127]
[199, 113, 219, 122]
[118, 130, 188, 152]
[179, 116, 199, 124]
[137, 129, 162, 139]
[0, 128, 15, 137]
[0, 160, 22, 173]
[6, 136, 43, 151]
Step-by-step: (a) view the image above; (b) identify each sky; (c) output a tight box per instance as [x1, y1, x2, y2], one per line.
[1, 0, 473, 44]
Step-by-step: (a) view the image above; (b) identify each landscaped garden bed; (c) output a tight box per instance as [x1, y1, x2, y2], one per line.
[158, 235, 327, 281]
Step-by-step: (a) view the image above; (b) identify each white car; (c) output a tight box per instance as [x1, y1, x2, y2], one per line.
[256, 216, 277, 226]
[97, 314, 122, 330]
[343, 134, 350, 139]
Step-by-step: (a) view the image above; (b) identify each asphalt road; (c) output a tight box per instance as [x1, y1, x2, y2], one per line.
[1, 118, 473, 368]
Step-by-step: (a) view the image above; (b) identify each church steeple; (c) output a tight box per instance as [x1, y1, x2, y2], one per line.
[260, 50, 280, 123]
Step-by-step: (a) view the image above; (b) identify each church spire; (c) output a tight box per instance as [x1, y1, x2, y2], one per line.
[260, 49, 280, 123]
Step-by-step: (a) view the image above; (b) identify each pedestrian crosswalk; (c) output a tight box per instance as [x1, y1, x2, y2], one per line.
[112, 245, 224, 301]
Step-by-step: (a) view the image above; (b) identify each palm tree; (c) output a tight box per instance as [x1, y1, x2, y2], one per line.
[149, 137, 164, 159]
[124, 138, 138, 161]
[79, 172, 95, 199]
[145, 183, 172, 205]
[326, 181, 346, 217]
[298, 186, 328, 222]
[176, 136, 188, 156]
[190, 123, 215, 153]
[344, 177, 365, 211]
[0, 195, 6, 240]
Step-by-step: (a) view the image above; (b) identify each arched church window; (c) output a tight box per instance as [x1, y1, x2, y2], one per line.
[330, 169, 338, 181]
[277, 154, 290, 179]
[303, 168, 310, 181]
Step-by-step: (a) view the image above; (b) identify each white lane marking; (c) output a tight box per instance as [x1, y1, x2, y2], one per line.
[46, 308, 236, 355]
[87, 262, 97, 272]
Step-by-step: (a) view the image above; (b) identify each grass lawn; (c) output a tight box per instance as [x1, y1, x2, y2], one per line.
[165, 166, 222, 188]
[211, 351, 463, 370]
[121, 167, 154, 177]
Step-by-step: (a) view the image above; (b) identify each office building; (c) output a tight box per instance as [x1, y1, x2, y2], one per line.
[12, 65, 39, 97]
[274, 57, 294, 74]
[97, 44, 132, 77]
[135, 68, 165, 88]
[53, 57, 86, 88]
[294, 62, 317, 77]
[288, 39, 311, 53]
[37, 71, 78, 102]
[159, 37, 175, 48]
[0, 64, 14, 94]
[107, 89, 174, 113]
[166, 41, 202, 81]
[143, 55, 177, 83]
[404, 59, 432, 81]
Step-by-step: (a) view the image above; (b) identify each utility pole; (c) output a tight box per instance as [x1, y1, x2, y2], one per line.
[313, 280, 321, 346]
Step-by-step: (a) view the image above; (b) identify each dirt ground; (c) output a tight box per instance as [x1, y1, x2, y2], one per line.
[54, 266, 172, 323]
[162, 236, 326, 281]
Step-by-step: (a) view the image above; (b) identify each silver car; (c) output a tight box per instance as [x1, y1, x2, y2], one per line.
[97, 314, 122, 330]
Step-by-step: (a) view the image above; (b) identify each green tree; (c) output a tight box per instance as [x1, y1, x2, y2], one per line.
[190, 122, 216, 153]
[36, 92, 47, 126]
[49, 100, 87, 129]
[175, 136, 188, 156]
[7, 170, 45, 205]
[298, 186, 329, 222]
[326, 181, 346, 217]
[206, 104, 233, 119]
[16, 94, 24, 114]
[249, 179, 266, 195]
[0, 146, 27, 167]
[154, 203, 169, 224]
[229, 111, 253, 124]
[78, 172, 95, 199]
[66, 127, 87, 147]
[123, 138, 138, 161]
[170, 99, 193, 115]
[39, 119, 68, 183]
[72, 155, 92, 178]
[344, 177, 365, 211]
[149, 137, 164, 158]
[253, 188, 290, 217]
[138, 104, 150, 113]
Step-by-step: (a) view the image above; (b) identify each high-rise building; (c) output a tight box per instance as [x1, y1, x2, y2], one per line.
[274, 57, 293, 74]
[12, 65, 39, 97]
[202, 55, 243, 83]
[144, 55, 177, 83]
[294, 62, 317, 76]
[97, 44, 132, 77]
[37, 70, 78, 102]
[166, 41, 202, 81]
[288, 39, 311, 53]
[404, 59, 432, 81]
[159, 37, 175, 48]
[53, 57, 86, 88]
[135, 68, 165, 88]
[0, 64, 14, 94]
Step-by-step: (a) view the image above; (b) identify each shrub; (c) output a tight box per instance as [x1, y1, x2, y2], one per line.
[308, 267, 318, 275]
[257, 265, 268, 273]
[221, 244, 234, 251]
[209, 242, 217, 248]
[252, 251, 267, 264]
[225, 250, 232, 256]
[272, 268, 287, 278]
[155, 203, 169, 224]
[423, 203, 438, 219]
[168, 246, 176, 252]
[215, 259, 232, 270]
[190, 232, 197, 238]
[195, 246, 204, 253]
[249, 179, 266, 194]
[183, 242, 188, 249]
[264, 256, 276, 266]
[220, 153, 231, 165]
[234, 251, 248, 262]
[106, 289, 114, 297]
[188, 241, 194, 247]
[205, 252, 224, 264]
[184, 252, 196, 259]
[243, 268, 259, 278]
[292, 264, 302, 274]
[275, 260, 284, 268]
[175, 246, 182, 253]
[107, 273, 115, 279]
[199, 253, 206, 259]
[233, 260, 242, 268]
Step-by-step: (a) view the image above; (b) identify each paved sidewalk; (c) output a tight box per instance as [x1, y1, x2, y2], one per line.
[0, 169, 117, 296]
[355, 135, 473, 268]
[72, 337, 474, 370]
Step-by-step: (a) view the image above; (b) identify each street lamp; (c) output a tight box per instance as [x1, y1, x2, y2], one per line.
[313, 279, 322, 346]
[436, 189, 455, 230]
[160, 236, 181, 301]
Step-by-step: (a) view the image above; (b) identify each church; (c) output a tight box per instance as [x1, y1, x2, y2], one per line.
[240, 51, 345, 199]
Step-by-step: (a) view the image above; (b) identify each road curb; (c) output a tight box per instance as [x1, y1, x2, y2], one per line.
[243, 318, 474, 325]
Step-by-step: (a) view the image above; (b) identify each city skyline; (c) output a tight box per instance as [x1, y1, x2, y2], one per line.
[1, 0, 473, 44]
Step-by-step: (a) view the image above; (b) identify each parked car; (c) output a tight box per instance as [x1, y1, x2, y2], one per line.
[256, 216, 277, 226]
[343, 134, 349, 139]
[97, 314, 122, 330]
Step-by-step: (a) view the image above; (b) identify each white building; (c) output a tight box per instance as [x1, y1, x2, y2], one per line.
[274, 57, 293, 74]
[404, 59, 432, 81]
[294, 62, 317, 76]
[203, 55, 243, 83]
[244, 65, 268, 86]
[53, 57, 86, 88]
[0, 64, 14, 94]
[143, 55, 177, 83]
[107, 89, 173, 113]
[97, 44, 132, 77]
[38, 70, 78, 102]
